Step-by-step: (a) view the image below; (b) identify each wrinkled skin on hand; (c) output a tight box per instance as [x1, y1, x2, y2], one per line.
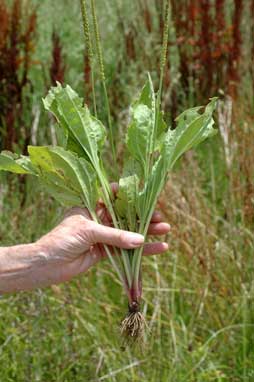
[36, 196, 170, 285]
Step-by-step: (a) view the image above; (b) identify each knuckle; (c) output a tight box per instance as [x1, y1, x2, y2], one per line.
[118, 230, 127, 246]
[82, 221, 95, 242]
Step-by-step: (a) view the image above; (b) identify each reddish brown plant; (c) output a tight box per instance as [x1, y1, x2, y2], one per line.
[227, 0, 243, 97]
[198, 0, 213, 95]
[0, 0, 37, 153]
[50, 30, 66, 85]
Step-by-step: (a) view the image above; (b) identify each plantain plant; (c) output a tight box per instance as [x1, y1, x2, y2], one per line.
[0, 79, 217, 343]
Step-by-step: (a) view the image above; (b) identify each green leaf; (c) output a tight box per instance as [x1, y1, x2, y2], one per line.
[115, 174, 139, 231]
[175, 106, 203, 126]
[126, 73, 166, 178]
[43, 83, 106, 166]
[39, 179, 82, 207]
[122, 156, 143, 179]
[167, 97, 218, 168]
[0, 151, 37, 175]
[138, 98, 218, 223]
[126, 75, 154, 170]
[155, 110, 167, 150]
[28, 146, 98, 209]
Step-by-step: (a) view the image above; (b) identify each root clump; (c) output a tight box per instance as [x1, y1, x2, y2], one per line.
[120, 301, 147, 348]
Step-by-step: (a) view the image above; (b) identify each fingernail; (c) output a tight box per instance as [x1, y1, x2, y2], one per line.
[127, 233, 144, 246]
[163, 242, 169, 250]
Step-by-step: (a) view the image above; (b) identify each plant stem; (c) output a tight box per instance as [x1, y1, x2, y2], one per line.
[132, 199, 158, 294]
[153, 0, 170, 158]
[89, 210, 130, 295]
[91, 68, 97, 118]
[80, 0, 129, 289]
[96, 168, 132, 288]
[90, 0, 117, 166]
[131, 1, 170, 300]
[132, 166, 170, 297]
[79, 0, 97, 116]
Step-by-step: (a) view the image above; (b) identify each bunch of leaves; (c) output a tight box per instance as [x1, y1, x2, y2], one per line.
[0, 78, 217, 330]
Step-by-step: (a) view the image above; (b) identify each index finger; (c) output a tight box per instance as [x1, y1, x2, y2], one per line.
[97, 182, 119, 207]
[150, 211, 164, 223]
[110, 182, 119, 196]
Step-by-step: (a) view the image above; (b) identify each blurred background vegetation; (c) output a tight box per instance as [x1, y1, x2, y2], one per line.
[0, 0, 254, 381]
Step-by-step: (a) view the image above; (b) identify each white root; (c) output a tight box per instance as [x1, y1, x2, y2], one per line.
[120, 310, 149, 350]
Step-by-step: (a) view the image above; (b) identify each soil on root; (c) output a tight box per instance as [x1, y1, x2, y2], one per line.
[120, 301, 148, 349]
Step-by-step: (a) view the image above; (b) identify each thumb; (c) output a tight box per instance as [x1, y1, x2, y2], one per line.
[89, 222, 144, 249]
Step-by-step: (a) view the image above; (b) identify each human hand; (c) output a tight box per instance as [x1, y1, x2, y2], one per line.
[0, 188, 170, 294]
[36, 191, 170, 286]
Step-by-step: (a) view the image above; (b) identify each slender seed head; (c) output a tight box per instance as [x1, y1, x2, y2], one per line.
[80, 0, 93, 62]
[89, 0, 117, 165]
[160, 0, 170, 74]
[80, 0, 97, 116]
[90, 0, 105, 82]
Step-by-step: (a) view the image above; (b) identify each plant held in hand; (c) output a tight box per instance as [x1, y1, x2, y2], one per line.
[0, 79, 217, 344]
[0, 0, 217, 346]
